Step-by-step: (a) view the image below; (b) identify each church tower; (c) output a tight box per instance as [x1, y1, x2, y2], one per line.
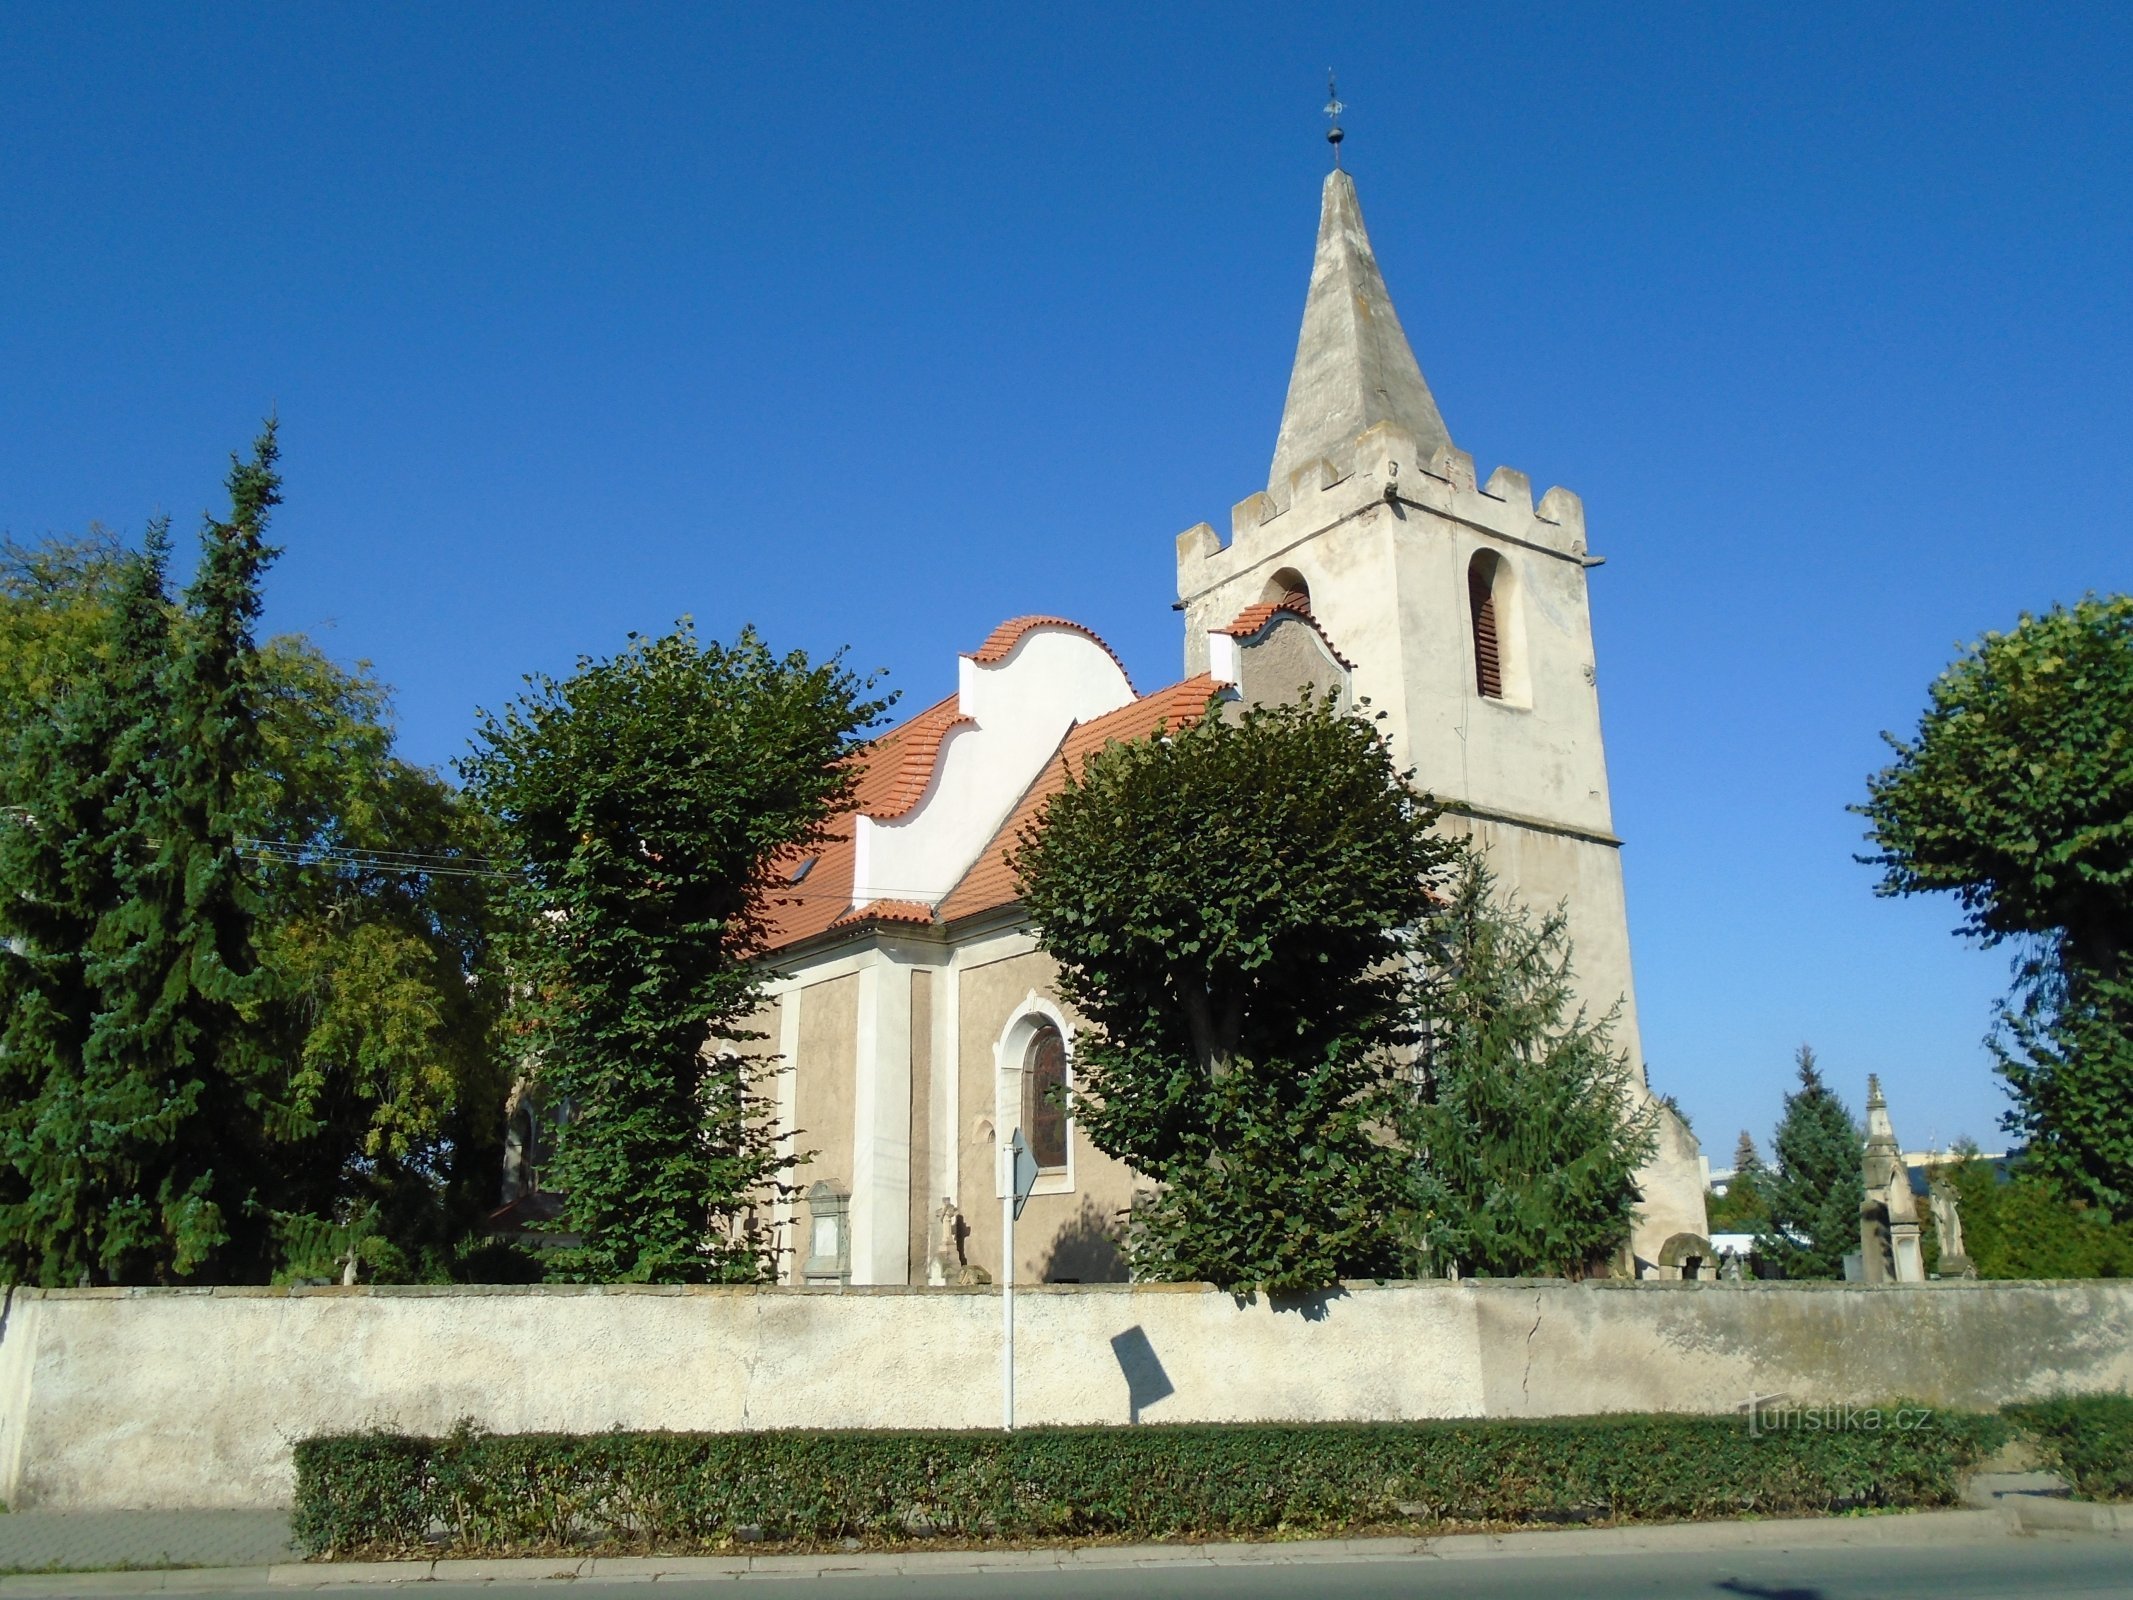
[1176, 167, 1708, 1263]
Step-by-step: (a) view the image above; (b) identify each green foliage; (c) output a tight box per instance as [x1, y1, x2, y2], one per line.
[0, 430, 509, 1284]
[1939, 1155, 2133, 1279]
[1859, 595, 2133, 1218]
[1707, 1130, 1770, 1232]
[1400, 853, 1656, 1278]
[464, 623, 887, 1284]
[1860, 594, 2133, 966]
[1993, 970, 2133, 1220]
[71, 424, 291, 1280]
[1754, 1047, 1862, 1280]
[291, 1413, 2003, 1558]
[2003, 1394, 2133, 1500]
[0, 430, 291, 1284]
[0, 523, 176, 1283]
[247, 636, 512, 1283]
[1009, 694, 1454, 1293]
[1706, 1179, 1767, 1233]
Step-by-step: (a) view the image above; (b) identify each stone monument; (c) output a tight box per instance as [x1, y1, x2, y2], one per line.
[1860, 1076, 1924, 1283]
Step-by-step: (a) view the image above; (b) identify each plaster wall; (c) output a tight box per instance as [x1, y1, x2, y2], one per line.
[853, 629, 1133, 906]
[906, 970, 936, 1285]
[1223, 614, 1349, 714]
[952, 947, 1138, 1285]
[788, 974, 858, 1280]
[3, 1279, 2126, 1512]
[1178, 432, 1612, 852]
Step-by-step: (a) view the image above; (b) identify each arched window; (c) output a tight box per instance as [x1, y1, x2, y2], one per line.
[1262, 567, 1311, 615]
[1467, 551, 1505, 700]
[1024, 1023, 1069, 1170]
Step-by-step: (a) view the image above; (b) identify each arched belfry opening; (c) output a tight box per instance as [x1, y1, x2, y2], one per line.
[1467, 550, 1506, 700]
[1262, 567, 1311, 614]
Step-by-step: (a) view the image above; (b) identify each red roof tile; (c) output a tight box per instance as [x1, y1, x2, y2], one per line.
[963, 616, 1135, 692]
[935, 676, 1222, 923]
[830, 899, 937, 930]
[757, 651, 1217, 953]
[850, 694, 970, 820]
[1215, 595, 1356, 669]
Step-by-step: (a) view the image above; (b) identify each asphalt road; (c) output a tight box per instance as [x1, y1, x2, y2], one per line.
[185, 1536, 2133, 1600]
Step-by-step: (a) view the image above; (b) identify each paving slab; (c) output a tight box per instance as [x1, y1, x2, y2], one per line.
[579, 1555, 751, 1582]
[0, 1514, 294, 1574]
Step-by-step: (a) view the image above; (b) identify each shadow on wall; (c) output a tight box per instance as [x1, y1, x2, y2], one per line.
[1109, 1324, 1176, 1424]
[1040, 1197, 1127, 1283]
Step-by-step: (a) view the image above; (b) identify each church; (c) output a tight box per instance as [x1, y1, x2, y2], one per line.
[508, 159, 1711, 1284]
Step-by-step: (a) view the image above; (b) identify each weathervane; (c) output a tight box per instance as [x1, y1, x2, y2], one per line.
[1324, 71, 1345, 168]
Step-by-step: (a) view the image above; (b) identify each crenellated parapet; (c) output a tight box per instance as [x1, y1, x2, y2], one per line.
[1177, 419, 1592, 627]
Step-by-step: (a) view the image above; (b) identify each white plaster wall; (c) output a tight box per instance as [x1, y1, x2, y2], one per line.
[4, 1280, 2128, 1512]
[852, 629, 1133, 907]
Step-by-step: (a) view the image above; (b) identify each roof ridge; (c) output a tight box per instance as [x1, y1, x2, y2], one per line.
[962, 615, 1136, 694]
[1214, 597, 1356, 670]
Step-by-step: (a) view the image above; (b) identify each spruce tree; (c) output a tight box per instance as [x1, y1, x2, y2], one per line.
[1707, 1129, 1770, 1232]
[83, 427, 286, 1281]
[0, 526, 170, 1282]
[1400, 852, 1656, 1278]
[1754, 1045, 1863, 1279]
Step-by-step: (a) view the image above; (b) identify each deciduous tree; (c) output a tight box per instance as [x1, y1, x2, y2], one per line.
[1010, 694, 1453, 1293]
[465, 623, 886, 1283]
[1859, 595, 2133, 1217]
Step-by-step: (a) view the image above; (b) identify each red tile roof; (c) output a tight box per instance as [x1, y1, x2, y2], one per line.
[755, 632, 1213, 953]
[935, 675, 1221, 923]
[963, 616, 1135, 691]
[1215, 595, 1355, 669]
[850, 694, 970, 820]
[830, 899, 938, 930]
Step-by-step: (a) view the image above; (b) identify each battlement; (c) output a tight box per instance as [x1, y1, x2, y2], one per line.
[1175, 421, 1589, 603]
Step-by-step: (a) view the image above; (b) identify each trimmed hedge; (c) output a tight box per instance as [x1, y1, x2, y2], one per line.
[292, 1413, 2002, 1558]
[2004, 1394, 2133, 1501]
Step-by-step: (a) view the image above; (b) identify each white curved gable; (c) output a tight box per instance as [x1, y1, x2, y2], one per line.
[851, 625, 1134, 908]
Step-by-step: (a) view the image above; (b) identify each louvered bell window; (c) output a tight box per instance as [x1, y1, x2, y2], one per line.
[1026, 1024, 1069, 1170]
[1468, 554, 1504, 700]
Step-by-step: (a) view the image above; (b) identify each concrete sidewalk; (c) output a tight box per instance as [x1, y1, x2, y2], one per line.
[0, 1505, 2112, 1592]
[0, 1513, 295, 1575]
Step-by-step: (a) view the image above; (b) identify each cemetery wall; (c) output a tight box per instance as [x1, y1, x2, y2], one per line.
[0, 1277, 2126, 1511]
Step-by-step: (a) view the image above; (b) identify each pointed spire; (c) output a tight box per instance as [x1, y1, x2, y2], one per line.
[1268, 170, 1452, 497]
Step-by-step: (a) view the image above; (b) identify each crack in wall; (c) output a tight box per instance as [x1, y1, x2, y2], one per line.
[1520, 1291, 1542, 1410]
[738, 1291, 762, 1431]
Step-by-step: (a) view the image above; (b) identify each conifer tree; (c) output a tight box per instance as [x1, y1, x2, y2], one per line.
[82, 426, 287, 1281]
[1707, 1128, 1770, 1232]
[0, 524, 172, 1282]
[1400, 853, 1656, 1278]
[1754, 1046, 1863, 1279]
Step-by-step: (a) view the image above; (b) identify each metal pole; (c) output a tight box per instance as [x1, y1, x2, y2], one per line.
[1001, 1154, 1015, 1431]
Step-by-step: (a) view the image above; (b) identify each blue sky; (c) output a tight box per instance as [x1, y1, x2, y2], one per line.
[4, 4, 2129, 1162]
